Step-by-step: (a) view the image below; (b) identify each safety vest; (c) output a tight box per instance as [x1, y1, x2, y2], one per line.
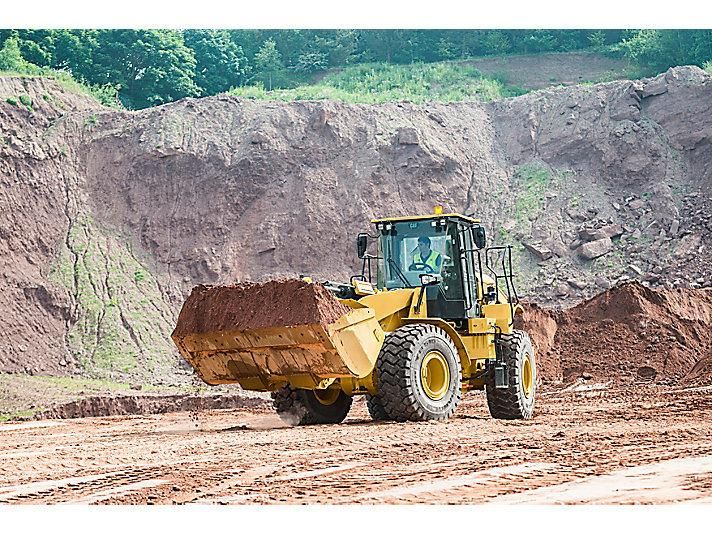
[413, 251, 441, 271]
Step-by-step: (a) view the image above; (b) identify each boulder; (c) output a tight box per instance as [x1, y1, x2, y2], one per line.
[523, 241, 553, 261]
[577, 238, 614, 260]
[599, 223, 624, 238]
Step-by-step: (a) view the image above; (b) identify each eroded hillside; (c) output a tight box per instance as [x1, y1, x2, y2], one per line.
[1, 67, 710, 383]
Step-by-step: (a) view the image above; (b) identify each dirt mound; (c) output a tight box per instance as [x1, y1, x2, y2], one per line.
[527, 282, 712, 384]
[172, 280, 350, 337]
[515, 303, 562, 383]
[32, 393, 270, 420]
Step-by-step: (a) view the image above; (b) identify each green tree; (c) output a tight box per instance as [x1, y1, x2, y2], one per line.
[481, 31, 512, 55]
[627, 30, 712, 72]
[294, 50, 328, 73]
[184, 30, 248, 95]
[254, 38, 284, 90]
[588, 30, 607, 49]
[51, 30, 99, 80]
[0, 34, 36, 73]
[92, 30, 199, 108]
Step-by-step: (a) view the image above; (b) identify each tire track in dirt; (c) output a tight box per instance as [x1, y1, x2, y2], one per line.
[0, 385, 711, 504]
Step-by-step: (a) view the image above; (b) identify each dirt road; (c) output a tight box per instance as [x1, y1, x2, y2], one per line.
[1, 384, 711, 505]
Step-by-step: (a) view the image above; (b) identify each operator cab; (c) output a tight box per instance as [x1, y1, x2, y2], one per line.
[370, 212, 487, 321]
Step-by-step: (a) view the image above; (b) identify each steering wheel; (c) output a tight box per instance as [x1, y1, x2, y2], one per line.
[410, 262, 435, 273]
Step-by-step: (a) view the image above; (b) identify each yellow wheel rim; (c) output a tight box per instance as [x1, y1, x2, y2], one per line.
[522, 353, 533, 399]
[313, 388, 340, 406]
[421, 351, 450, 401]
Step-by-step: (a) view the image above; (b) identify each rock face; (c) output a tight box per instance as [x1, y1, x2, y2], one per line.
[1, 66, 712, 382]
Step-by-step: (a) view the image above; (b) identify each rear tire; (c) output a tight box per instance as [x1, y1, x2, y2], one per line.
[485, 330, 536, 420]
[376, 324, 461, 422]
[272, 385, 352, 426]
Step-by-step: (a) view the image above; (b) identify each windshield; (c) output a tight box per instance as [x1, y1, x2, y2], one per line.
[376, 220, 453, 289]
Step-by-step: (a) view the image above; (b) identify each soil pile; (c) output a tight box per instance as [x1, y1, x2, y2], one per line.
[172, 280, 351, 337]
[32, 393, 270, 420]
[515, 303, 562, 383]
[522, 282, 712, 384]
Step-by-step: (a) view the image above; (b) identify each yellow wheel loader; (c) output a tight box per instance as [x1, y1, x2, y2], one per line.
[172, 210, 536, 425]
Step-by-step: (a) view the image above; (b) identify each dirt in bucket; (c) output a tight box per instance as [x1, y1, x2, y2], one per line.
[172, 279, 351, 336]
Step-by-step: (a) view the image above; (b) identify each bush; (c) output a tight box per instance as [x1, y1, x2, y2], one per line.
[5, 97, 17, 106]
[18, 94, 32, 108]
[0, 35, 37, 73]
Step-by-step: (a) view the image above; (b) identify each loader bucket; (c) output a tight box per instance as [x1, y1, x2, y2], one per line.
[171, 280, 385, 391]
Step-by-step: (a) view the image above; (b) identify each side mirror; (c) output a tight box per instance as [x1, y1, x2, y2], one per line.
[473, 226, 487, 249]
[357, 233, 368, 258]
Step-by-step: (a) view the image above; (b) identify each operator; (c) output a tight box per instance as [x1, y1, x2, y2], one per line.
[410, 236, 442, 273]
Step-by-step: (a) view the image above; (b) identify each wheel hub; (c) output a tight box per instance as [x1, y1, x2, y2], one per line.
[421, 351, 450, 401]
[313, 388, 340, 406]
[522, 354, 533, 398]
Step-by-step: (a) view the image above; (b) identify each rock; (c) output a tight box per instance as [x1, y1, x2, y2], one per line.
[567, 278, 587, 290]
[631, 229, 642, 240]
[594, 276, 612, 289]
[397, 127, 419, 145]
[581, 372, 593, 380]
[577, 238, 614, 260]
[555, 283, 570, 296]
[629, 264, 644, 276]
[249, 131, 270, 144]
[640, 76, 668, 98]
[566, 207, 589, 222]
[549, 241, 569, 257]
[628, 199, 645, 210]
[59, 359, 67, 366]
[523, 241, 553, 261]
[502, 219, 517, 231]
[579, 227, 606, 242]
[130, 384, 143, 391]
[612, 202, 621, 211]
[599, 223, 624, 238]
[673, 234, 702, 258]
[669, 219, 680, 236]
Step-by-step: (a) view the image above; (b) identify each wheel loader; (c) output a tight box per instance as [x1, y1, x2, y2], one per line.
[171, 209, 536, 425]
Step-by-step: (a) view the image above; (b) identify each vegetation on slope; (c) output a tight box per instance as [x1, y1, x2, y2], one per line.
[230, 62, 526, 103]
[2, 29, 711, 109]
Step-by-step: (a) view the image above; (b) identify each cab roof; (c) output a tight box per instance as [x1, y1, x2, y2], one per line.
[371, 213, 481, 225]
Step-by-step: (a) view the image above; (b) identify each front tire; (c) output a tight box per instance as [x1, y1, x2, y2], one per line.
[272, 385, 352, 425]
[485, 330, 536, 420]
[376, 324, 462, 422]
[366, 394, 390, 421]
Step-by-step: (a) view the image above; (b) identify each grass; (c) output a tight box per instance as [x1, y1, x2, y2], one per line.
[47, 214, 180, 382]
[231, 61, 527, 104]
[0, 68, 121, 108]
[513, 163, 554, 226]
